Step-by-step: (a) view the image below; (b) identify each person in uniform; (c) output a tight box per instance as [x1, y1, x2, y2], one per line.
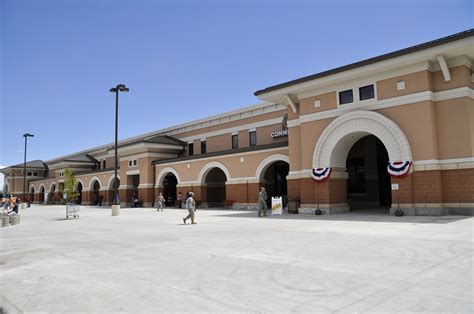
[183, 192, 197, 224]
[156, 193, 165, 211]
[258, 187, 268, 217]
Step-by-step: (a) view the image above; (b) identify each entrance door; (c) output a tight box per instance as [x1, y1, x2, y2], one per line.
[346, 135, 391, 211]
[205, 168, 227, 207]
[163, 173, 178, 206]
[263, 161, 289, 208]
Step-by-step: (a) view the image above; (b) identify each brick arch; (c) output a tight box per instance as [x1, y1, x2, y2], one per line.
[106, 175, 121, 189]
[198, 162, 231, 184]
[156, 167, 180, 187]
[255, 154, 290, 181]
[313, 111, 412, 168]
[88, 176, 102, 190]
[74, 178, 84, 191]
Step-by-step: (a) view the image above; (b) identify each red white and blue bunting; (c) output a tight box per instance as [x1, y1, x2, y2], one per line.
[387, 161, 412, 178]
[311, 167, 332, 182]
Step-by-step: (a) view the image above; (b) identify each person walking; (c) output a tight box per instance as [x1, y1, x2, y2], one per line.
[156, 193, 165, 211]
[182, 192, 197, 224]
[258, 186, 268, 217]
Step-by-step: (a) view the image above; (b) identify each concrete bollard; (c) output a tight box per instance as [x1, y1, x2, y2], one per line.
[10, 215, 20, 225]
[2, 215, 10, 227]
[111, 205, 120, 216]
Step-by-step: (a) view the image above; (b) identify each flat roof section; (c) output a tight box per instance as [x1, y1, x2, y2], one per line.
[254, 29, 474, 96]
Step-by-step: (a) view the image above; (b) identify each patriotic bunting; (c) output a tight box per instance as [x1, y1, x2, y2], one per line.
[311, 167, 332, 182]
[387, 161, 412, 178]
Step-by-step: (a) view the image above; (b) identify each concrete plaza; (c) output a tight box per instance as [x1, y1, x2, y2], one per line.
[0, 205, 472, 313]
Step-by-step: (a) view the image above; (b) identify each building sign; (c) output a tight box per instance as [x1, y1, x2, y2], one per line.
[271, 114, 288, 138]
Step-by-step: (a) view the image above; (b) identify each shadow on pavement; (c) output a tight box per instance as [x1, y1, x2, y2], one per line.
[213, 210, 472, 224]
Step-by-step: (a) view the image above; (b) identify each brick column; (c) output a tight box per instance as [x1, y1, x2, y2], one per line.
[299, 168, 349, 214]
[390, 173, 414, 214]
[138, 184, 154, 207]
[225, 180, 261, 210]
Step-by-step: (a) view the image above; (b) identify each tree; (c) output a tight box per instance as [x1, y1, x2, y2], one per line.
[64, 168, 79, 203]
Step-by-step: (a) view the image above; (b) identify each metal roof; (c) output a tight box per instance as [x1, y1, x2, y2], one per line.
[254, 29, 474, 96]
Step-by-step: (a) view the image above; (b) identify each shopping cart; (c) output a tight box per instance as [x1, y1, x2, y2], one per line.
[66, 203, 80, 219]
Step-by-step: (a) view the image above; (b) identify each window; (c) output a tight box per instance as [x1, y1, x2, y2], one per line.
[188, 143, 194, 156]
[33, 172, 38, 176]
[339, 89, 353, 104]
[201, 141, 206, 154]
[232, 134, 239, 149]
[27, 172, 32, 176]
[129, 159, 137, 167]
[133, 160, 137, 166]
[103, 160, 106, 169]
[359, 85, 374, 101]
[249, 131, 257, 146]
[128, 160, 132, 167]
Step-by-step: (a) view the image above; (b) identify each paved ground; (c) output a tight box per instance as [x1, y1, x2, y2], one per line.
[0, 205, 472, 313]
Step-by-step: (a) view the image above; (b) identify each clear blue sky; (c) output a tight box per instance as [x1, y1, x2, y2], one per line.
[0, 0, 472, 168]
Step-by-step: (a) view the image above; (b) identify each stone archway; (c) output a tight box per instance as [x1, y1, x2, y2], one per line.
[107, 175, 120, 205]
[310, 111, 412, 214]
[197, 162, 231, 208]
[29, 186, 35, 203]
[256, 154, 290, 208]
[39, 185, 45, 203]
[75, 180, 83, 204]
[313, 111, 412, 168]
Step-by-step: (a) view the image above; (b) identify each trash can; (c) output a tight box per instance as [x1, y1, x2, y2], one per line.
[288, 199, 300, 214]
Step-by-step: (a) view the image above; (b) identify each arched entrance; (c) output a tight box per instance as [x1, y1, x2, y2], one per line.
[261, 161, 289, 208]
[29, 186, 35, 203]
[313, 111, 413, 214]
[91, 180, 101, 205]
[205, 168, 228, 207]
[163, 173, 178, 206]
[346, 135, 392, 211]
[108, 177, 120, 204]
[39, 185, 45, 203]
[50, 184, 56, 204]
[75, 182, 83, 204]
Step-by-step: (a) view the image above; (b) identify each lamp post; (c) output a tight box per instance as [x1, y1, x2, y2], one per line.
[109, 84, 129, 216]
[22, 133, 34, 205]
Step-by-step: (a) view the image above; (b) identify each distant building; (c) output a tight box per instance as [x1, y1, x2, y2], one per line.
[2, 29, 473, 215]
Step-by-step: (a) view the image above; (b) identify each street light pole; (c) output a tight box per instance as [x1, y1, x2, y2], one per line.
[22, 133, 34, 202]
[109, 84, 129, 216]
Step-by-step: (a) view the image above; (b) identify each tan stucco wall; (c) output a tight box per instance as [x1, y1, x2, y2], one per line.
[376, 70, 431, 100]
[299, 91, 337, 115]
[288, 125, 302, 171]
[238, 130, 249, 147]
[207, 133, 232, 152]
[299, 118, 334, 169]
[174, 109, 287, 139]
[435, 97, 474, 159]
[431, 65, 474, 92]
[256, 123, 288, 146]
[376, 101, 439, 160]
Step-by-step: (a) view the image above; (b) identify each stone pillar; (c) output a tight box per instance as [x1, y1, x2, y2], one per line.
[390, 173, 414, 214]
[225, 180, 260, 210]
[298, 168, 349, 214]
[119, 185, 135, 207]
[177, 185, 206, 208]
[82, 189, 91, 205]
[138, 184, 154, 207]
